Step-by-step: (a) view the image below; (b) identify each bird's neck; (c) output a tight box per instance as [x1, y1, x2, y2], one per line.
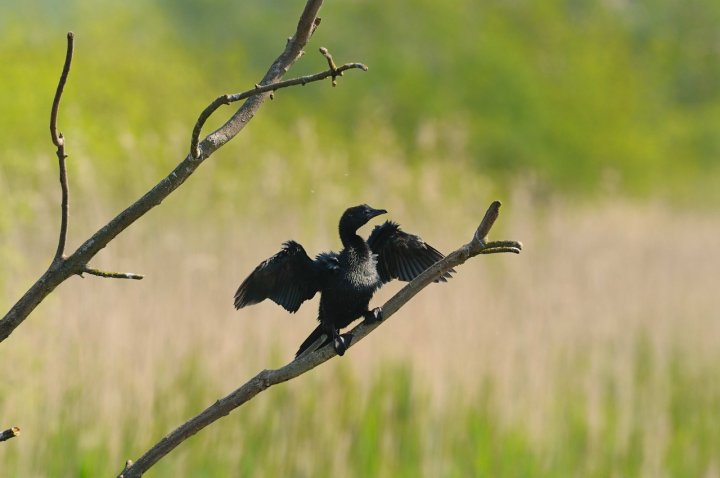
[340, 228, 370, 257]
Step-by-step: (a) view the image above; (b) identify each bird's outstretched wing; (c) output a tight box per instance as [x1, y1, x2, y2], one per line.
[234, 241, 324, 313]
[367, 220, 453, 284]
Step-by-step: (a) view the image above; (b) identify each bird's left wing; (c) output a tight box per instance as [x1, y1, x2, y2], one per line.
[367, 220, 453, 284]
[234, 241, 324, 313]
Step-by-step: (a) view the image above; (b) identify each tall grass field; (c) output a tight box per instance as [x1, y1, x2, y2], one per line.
[2, 196, 718, 476]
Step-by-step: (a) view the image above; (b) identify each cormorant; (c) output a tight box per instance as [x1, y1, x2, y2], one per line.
[234, 204, 451, 357]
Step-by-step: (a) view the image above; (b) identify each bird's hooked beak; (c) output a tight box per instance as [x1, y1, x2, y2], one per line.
[367, 207, 387, 219]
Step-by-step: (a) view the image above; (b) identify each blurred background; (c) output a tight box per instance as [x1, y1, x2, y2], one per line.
[1, 0, 719, 476]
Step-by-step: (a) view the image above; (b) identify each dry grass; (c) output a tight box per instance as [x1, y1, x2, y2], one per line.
[1, 195, 719, 475]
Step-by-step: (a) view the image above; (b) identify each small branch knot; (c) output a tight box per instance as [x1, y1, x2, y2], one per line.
[319, 47, 340, 86]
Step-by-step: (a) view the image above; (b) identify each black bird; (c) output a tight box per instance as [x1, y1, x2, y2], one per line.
[234, 204, 451, 357]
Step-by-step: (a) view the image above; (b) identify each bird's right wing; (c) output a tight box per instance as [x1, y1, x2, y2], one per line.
[234, 241, 323, 313]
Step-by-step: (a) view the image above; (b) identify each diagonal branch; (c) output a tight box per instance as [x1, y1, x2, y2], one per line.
[50, 32, 74, 262]
[1, 0, 364, 343]
[117, 201, 522, 478]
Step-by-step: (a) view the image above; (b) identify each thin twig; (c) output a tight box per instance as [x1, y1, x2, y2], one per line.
[190, 55, 367, 158]
[80, 267, 144, 280]
[474, 200, 500, 243]
[51, 32, 74, 262]
[479, 246, 522, 254]
[0, 427, 20, 443]
[318, 47, 341, 86]
[47, 32, 144, 280]
[50, 32, 74, 148]
[118, 201, 522, 478]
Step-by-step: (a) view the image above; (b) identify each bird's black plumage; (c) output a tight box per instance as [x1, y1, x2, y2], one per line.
[234, 204, 451, 357]
[368, 220, 453, 284]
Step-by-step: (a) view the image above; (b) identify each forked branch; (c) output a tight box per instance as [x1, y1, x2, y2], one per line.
[118, 201, 522, 478]
[50, 32, 74, 262]
[190, 48, 367, 159]
[1, 0, 365, 342]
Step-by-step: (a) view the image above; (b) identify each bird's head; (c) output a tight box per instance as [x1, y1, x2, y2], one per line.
[340, 204, 387, 233]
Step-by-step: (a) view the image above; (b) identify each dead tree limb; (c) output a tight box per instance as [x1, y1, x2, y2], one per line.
[0, 0, 364, 343]
[118, 201, 522, 478]
[190, 49, 367, 159]
[50, 32, 74, 262]
[46, 33, 139, 280]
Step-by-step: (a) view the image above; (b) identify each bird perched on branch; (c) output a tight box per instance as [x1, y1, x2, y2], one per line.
[234, 204, 452, 357]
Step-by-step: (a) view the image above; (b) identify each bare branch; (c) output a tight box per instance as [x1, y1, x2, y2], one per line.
[1, 0, 363, 342]
[480, 245, 522, 254]
[0, 30, 154, 342]
[190, 52, 367, 158]
[474, 199, 500, 243]
[80, 267, 144, 280]
[0, 427, 20, 443]
[318, 47, 342, 86]
[50, 32, 74, 149]
[319, 47, 338, 71]
[118, 201, 522, 478]
[196, 0, 325, 159]
[51, 32, 74, 262]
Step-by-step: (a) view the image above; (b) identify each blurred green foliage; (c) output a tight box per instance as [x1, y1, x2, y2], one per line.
[1, 345, 718, 476]
[2, 0, 719, 210]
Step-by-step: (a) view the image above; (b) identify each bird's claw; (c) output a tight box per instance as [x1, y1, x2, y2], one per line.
[333, 332, 354, 356]
[363, 307, 383, 324]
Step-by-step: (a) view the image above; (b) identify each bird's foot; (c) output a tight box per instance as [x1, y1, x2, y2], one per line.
[363, 307, 383, 324]
[333, 332, 354, 356]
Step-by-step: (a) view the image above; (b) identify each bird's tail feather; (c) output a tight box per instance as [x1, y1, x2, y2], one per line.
[295, 324, 330, 358]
